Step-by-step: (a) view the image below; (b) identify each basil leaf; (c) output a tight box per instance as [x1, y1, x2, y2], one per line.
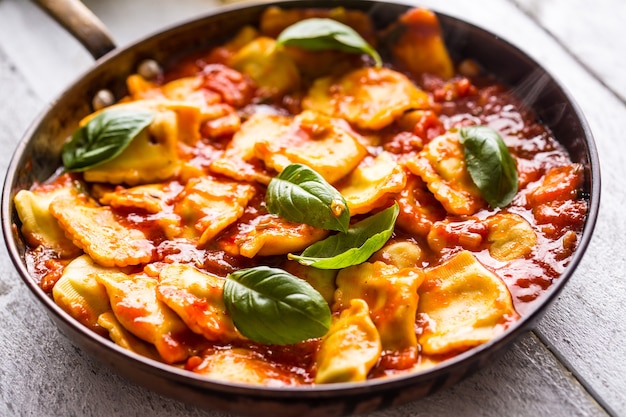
[266, 163, 350, 232]
[224, 266, 331, 345]
[459, 126, 519, 208]
[62, 108, 154, 172]
[289, 203, 399, 269]
[276, 18, 382, 68]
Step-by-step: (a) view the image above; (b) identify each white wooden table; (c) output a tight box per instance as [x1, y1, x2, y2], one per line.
[0, 0, 624, 416]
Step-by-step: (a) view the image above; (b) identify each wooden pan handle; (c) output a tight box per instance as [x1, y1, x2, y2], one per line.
[32, 0, 116, 59]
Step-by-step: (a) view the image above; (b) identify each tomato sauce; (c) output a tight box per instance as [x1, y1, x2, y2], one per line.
[18, 6, 588, 385]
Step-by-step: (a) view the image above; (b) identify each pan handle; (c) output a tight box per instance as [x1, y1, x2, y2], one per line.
[32, 0, 116, 60]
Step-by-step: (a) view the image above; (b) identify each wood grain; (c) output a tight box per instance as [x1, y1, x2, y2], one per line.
[0, 0, 623, 416]
[513, 0, 626, 102]
[420, 1, 626, 414]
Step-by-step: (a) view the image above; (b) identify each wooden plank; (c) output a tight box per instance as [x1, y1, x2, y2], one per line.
[512, 0, 626, 102]
[0, 0, 93, 103]
[0, 37, 605, 417]
[0, 271, 606, 416]
[369, 334, 606, 417]
[534, 65, 626, 416]
[0, 49, 41, 168]
[0, 0, 621, 415]
[413, 0, 626, 414]
[0, 0, 223, 103]
[81, 0, 222, 42]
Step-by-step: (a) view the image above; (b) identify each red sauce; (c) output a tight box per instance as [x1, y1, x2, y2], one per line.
[20, 7, 588, 385]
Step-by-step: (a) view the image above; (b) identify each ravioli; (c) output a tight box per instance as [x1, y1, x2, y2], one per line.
[254, 110, 368, 184]
[395, 172, 447, 237]
[407, 132, 485, 215]
[127, 75, 241, 139]
[282, 260, 337, 305]
[229, 37, 301, 98]
[388, 8, 455, 79]
[417, 251, 519, 355]
[52, 254, 113, 335]
[161, 77, 214, 104]
[260, 6, 376, 41]
[302, 67, 430, 130]
[188, 348, 304, 386]
[156, 264, 242, 342]
[98, 183, 179, 214]
[209, 113, 287, 184]
[258, 7, 376, 79]
[369, 240, 424, 269]
[173, 176, 256, 245]
[127, 75, 215, 106]
[82, 100, 201, 185]
[96, 272, 197, 364]
[315, 299, 381, 383]
[13, 187, 81, 257]
[94, 182, 184, 241]
[97, 311, 162, 361]
[486, 213, 537, 261]
[218, 213, 328, 258]
[49, 194, 155, 268]
[426, 217, 488, 253]
[335, 261, 425, 365]
[337, 152, 407, 215]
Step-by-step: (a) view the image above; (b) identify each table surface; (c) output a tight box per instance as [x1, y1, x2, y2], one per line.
[0, 0, 624, 416]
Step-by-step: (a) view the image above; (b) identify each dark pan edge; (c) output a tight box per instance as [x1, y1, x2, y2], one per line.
[1, 1, 601, 416]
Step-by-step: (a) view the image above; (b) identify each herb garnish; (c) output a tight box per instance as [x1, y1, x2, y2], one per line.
[223, 266, 331, 345]
[289, 203, 399, 269]
[266, 163, 350, 232]
[62, 108, 154, 172]
[459, 126, 518, 208]
[276, 18, 382, 68]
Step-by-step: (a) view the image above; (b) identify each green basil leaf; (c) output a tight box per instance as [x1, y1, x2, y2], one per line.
[289, 203, 399, 269]
[266, 163, 350, 232]
[62, 108, 154, 172]
[224, 266, 331, 345]
[459, 126, 519, 208]
[276, 18, 382, 68]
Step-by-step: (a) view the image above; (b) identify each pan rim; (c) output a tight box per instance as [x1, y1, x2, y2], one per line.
[1, 0, 601, 402]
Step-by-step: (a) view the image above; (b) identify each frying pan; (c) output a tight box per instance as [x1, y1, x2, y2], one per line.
[2, 0, 600, 416]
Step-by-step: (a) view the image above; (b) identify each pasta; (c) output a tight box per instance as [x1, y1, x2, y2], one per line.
[15, 6, 588, 386]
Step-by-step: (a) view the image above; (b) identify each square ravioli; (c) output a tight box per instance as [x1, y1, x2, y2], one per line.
[417, 250, 519, 355]
[254, 110, 368, 184]
[302, 67, 430, 130]
[407, 132, 485, 215]
[335, 261, 425, 365]
[49, 194, 155, 268]
[174, 176, 256, 245]
[82, 100, 201, 185]
[96, 271, 199, 364]
[157, 264, 242, 342]
[337, 152, 406, 215]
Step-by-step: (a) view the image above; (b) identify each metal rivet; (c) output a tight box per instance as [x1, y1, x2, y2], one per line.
[92, 89, 115, 111]
[137, 59, 162, 80]
[458, 59, 482, 78]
